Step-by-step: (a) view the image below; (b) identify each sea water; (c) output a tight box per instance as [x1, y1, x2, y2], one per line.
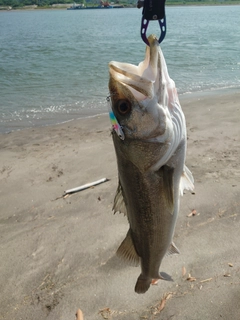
[0, 6, 239, 132]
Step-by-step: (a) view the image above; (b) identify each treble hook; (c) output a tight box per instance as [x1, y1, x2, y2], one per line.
[139, 0, 167, 46]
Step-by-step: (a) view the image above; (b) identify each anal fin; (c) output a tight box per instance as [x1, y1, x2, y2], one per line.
[116, 230, 140, 267]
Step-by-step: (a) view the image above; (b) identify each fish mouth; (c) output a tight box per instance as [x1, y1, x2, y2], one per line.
[109, 35, 161, 102]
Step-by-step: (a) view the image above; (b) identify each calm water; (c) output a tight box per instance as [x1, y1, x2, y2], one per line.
[0, 6, 240, 133]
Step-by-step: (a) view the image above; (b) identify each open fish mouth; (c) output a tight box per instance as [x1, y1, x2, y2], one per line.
[109, 35, 161, 102]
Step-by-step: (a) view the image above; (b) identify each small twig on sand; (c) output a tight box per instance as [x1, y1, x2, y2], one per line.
[76, 309, 84, 320]
[65, 178, 109, 195]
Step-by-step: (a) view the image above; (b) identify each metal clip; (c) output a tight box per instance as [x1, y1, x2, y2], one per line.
[140, 0, 166, 45]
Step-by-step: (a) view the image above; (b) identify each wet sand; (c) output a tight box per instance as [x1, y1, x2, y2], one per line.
[0, 89, 240, 319]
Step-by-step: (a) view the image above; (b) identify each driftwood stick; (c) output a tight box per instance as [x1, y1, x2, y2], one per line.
[65, 178, 109, 195]
[76, 309, 84, 320]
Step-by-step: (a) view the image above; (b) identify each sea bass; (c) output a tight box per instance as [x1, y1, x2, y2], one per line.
[108, 35, 194, 294]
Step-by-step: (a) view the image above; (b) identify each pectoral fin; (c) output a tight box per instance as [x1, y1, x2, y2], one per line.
[160, 165, 174, 212]
[116, 230, 140, 267]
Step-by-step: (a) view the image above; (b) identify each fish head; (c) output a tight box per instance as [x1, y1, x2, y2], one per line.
[108, 34, 175, 142]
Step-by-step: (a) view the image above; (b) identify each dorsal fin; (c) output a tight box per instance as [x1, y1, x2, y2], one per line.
[116, 230, 140, 267]
[112, 181, 127, 215]
[180, 165, 194, 196]
[167, 242, 180, 256]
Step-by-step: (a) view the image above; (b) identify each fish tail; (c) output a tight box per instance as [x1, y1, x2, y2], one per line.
[134, 275, 152, 294]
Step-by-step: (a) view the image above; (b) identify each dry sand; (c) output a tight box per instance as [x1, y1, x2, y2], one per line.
[0, 89, 240, 320]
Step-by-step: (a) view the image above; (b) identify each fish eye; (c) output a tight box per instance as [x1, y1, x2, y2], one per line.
[117, 100, 131, 115]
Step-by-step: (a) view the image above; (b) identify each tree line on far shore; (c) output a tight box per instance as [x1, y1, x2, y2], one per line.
[1, 0, 240, 9]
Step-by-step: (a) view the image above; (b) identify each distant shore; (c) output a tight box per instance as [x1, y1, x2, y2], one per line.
[1, 2, 240, 11]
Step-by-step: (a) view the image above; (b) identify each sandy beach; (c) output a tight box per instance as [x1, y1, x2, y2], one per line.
[0, 89, 240, 320]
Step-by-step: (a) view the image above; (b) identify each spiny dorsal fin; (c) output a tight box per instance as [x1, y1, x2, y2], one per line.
[167, 242, 180, 256]
[116, 230, 140, 267]
[112, 181, 127, 215]
[180, 165, 194, 196]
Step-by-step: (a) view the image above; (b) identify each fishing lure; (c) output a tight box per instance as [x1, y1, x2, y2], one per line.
[107, 95, 125, 140]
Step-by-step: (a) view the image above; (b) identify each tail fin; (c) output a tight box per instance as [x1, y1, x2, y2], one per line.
[135, 275, 152, 294]
[135, 273, 173, 294]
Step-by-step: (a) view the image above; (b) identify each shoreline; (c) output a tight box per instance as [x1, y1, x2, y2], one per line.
[1, 86, 239, 135]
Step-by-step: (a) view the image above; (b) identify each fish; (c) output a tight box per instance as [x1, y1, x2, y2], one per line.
[108, 34, 194, 294]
